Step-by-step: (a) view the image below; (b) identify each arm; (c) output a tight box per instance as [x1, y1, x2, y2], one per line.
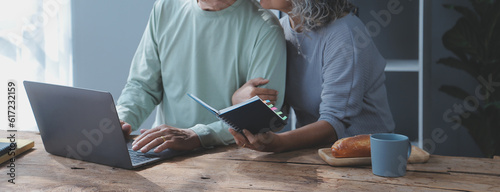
[230, 120, 337, 152]
[117, 2, 163, 132]
[232, 25, 365, 152]
[316, 28, 365, 140]
[279, 30, 367, 148]
[279, 121, 337, 151]
[245, 24, 287, 110]
[232, 78, 278, 105]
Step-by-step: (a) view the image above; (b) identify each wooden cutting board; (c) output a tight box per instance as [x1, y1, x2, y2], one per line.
[318, 145, 430, 167]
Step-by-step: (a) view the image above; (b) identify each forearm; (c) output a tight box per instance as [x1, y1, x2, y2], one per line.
[116, 81, 162, 131]
[189, 121, 235, 148]
[117, 3, 162, 130]
[278, 120, 337, 152]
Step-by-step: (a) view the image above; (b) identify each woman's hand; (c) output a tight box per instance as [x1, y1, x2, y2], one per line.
[229, 121, 338, 153]
[228, 128, 284, 152]
[131, 125, 201, 153]
[232, 78, 278, 105]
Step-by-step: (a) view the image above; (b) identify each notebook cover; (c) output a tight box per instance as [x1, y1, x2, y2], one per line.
[219, 99, 286, 134]
[188, 94, 287, 134]
[0, 142, 10, 157]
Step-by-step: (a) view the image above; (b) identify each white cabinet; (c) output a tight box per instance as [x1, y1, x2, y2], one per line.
[350, 0, 430, 148]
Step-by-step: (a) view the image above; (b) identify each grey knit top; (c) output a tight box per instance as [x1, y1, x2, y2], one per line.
[281, 13, 395, 139]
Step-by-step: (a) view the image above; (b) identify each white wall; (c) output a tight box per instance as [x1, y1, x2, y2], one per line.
[72, 0, 157, 131]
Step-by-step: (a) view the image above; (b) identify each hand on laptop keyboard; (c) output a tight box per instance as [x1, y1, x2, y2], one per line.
[131, 125, 201, 153]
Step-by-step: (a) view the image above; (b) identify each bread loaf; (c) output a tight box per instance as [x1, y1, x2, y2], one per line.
[331, 134, 371, 158]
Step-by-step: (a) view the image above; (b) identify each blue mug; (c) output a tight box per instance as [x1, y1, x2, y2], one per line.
[370, 133, 412, 177]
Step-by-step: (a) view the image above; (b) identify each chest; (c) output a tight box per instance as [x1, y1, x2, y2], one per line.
[284, 39, 324, 112]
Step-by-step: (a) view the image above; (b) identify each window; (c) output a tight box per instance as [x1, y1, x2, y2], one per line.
[0, 0, 72, 131]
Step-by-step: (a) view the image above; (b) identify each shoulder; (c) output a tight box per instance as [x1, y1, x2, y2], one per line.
[318, 13, 375, 54]
[322, 14, 362, 41]
[319, 14, 385, 71]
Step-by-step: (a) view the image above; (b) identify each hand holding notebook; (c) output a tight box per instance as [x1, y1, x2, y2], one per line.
[188, 93, 287, 134]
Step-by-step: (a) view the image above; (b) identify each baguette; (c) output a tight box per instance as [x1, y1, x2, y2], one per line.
[331, 134, 371, 158]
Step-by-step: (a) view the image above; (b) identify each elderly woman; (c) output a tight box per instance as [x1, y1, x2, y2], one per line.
[230, 0, 395, 152]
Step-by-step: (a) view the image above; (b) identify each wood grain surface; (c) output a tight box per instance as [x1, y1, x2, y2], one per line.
[0, 131, 499, 191]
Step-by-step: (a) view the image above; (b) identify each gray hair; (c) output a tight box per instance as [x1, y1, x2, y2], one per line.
[289, 0, 356, 31]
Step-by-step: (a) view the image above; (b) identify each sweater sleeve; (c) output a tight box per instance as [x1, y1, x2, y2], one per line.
[317, 24, 366, 139]
[248, 22, 287, 111]
[116, 2, 163, 131]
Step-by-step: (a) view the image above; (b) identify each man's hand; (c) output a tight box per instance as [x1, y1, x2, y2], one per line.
[131, 125, 201, 153]
[120, 120, 132, 137]
[228, 128, 284, 153]
[232, 78, 278, 105]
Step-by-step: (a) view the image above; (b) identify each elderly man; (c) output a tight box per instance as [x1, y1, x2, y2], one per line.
[117, 0, 286, 153]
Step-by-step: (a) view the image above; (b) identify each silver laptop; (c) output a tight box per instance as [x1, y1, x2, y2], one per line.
[24, 81, 186, 169]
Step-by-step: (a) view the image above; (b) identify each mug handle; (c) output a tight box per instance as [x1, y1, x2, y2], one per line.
[407, 140, 412, 158]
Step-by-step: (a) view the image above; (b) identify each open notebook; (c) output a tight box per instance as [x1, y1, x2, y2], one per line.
[188, 93, 287, 134]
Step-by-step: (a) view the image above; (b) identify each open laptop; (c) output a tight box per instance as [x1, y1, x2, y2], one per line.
[24, 81, 186, 169]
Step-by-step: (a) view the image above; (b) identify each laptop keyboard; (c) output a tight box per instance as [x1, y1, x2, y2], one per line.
[128, 149, 160, 165]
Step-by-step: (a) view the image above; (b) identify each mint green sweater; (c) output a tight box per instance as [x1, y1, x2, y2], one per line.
[116, 0, 286, 148]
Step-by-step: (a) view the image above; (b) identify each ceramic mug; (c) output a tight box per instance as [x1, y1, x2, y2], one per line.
[370, 133, 412, 177]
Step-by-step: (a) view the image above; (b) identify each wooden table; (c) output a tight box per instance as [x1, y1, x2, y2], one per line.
[1, 131, 500, 191]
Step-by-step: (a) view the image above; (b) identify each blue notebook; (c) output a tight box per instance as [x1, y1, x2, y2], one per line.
[0, 142, 11, 157]
[188, 94, 287, 134]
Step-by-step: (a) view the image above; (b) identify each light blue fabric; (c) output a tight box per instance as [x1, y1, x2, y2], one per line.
[281, 13, 394, 139]
[117, 0, 286, 148]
